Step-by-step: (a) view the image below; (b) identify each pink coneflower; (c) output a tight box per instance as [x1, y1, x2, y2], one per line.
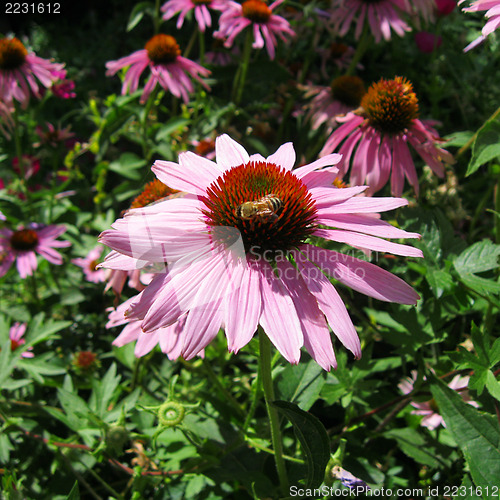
[460, 0, 500, 51]
[161, 0, 227, 32]
[329, 0, 411, 43]
[191, 137, 216, 160]
[105, 34, 210, 104]
[214, 0, 295, 60]
[107, 296, 190, 358]
[72, 246, 107, 283]
[0, 223, 70, 278]
[303, 76, 366, 133]
[104, 180, 181, 295]
[34, 122, 74, 148]
[99, 134, 423, 370]
[0, 36, 65, 105]
[9, 323, 34, 358]
[399, 372, 478, 429]
[320, 77, 455, 197]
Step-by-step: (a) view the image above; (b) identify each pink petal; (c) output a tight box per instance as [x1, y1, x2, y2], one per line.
[215, 134, 250, 171]
[303, 244, 420, 305]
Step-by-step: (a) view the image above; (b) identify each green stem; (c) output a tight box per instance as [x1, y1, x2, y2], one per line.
[12, 105, 30, 203]
[153, 0, 160, 34]
[258, 328, 288, 494]
[243, 368, 262, 432]
[457, 105, 500, 158]
[183, 29, 198, 60]
[232, 29, 253, 106]
[345, 25, 371, 77]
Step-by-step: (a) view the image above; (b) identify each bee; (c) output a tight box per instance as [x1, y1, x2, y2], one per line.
[236, 194, 283, 222]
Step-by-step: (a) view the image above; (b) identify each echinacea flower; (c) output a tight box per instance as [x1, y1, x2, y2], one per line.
[214, 0, 295, 60]
[436, 0, 457, 16]
[107, 296, 192, 358]
[329, 0, 411, 43]
[105, 34, 210, 104]
[318, 42, 357, 80]
[34, 122, 74, 148]
[72, 246, 107, 283]
[104, 180, 180, 295]
[161, 0, 227, 32]
[459, 0, 500, 51]
[0, 223, 70, 278]
[9, 322, 34, 358]
[99, 134, 423, 370]
[0, 36, 65, 105]
[303, 76, 366, 133]
[399, 372, 478, 429]
[320, 77, 455, 197]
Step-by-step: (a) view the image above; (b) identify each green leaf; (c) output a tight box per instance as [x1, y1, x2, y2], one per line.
[276, 360, 325, 411]
[108, 152, 147, 180]
[485, 370, 500, 401]
[90, 363, 121, 418]
[443, 130, 474, 148]
[126, 2, 152, 32]
[272, 400, 330, 489]
[431, 378, 500, 497]
[66, 481, 80, 500]
[383, 428, 445, 468]
[466, 116, 500, 176]
[155, 117, 190, 142]
[454, 240, 500, 296]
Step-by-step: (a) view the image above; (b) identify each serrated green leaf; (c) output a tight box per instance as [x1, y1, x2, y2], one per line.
[490, 338, 500, 366]
[454, 241, 500, 297]
[384, 428, 445, 468]
[426, 267, 455, 298]
[276, 360, 325, 411]
[485, 371, 500, 401]
[467, 117, 500, 176]
[272, 400, 330, 489]
[90, 363, 121, 418]
[431, 378, 500, 496]
[155, 117, 190, 142]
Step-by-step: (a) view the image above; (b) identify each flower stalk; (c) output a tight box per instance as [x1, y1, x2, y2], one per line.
[232, 29, 253, 105]
[258, 327, 288, 494]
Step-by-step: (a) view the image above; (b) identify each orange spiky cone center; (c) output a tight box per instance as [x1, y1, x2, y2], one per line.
[10, 229, 39, 251]
[0, 37, 28, 70]
[202, 161, 317, 258]
[242, 0, 272, 23]
[361, 76, 419, 134]
[145, 34, 181, 64]
[130, 179, 179, 209]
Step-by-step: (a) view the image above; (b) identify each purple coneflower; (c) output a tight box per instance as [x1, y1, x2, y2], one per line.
[214, 0, 295, 59]
[0, 36, 65, 105]
[320, 77, 454, 197]
[303, 76, 366, 134]
[72, 246, 107, 283]
[99, 134, 423, 370]
[399, 372, 478, 429]
[0, 223, 70, 278]
[9, 322, 34, 358]
[105, 34, 210, 104]
[329, 0, 411, 43]
[460, 0, 500, 50]
[161, 0, 227, 32]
